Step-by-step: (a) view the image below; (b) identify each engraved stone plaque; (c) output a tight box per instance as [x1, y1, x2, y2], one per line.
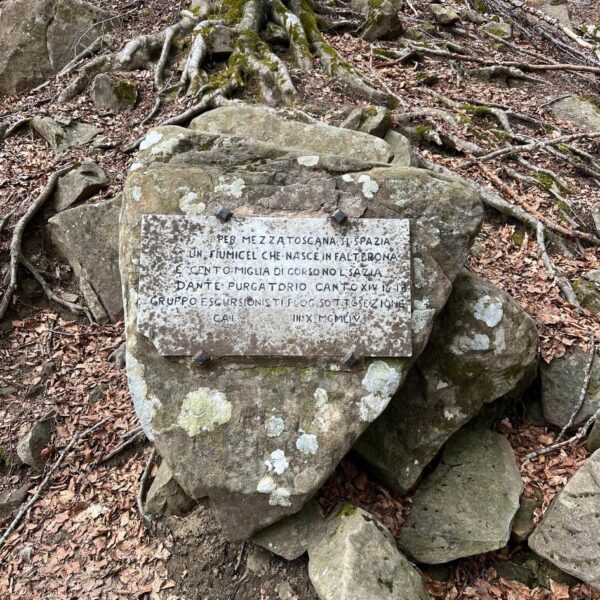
[137, 215, 411, 358]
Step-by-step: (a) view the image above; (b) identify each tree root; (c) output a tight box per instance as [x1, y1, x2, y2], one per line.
[0, 166, 81, 322]
[136, 447, 157, 529]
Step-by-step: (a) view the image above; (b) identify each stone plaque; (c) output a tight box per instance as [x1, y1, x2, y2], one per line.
[137, 215, 411, 358]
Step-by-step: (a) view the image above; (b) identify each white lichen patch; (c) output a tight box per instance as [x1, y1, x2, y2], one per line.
[150, 135, 183, 157]
[297, 155, 319, 167]
[139, 130, 163, 150]
[130, 186, 142, 202]
[296, 431, 318, 455]
[269, 487, 291, 507]
[451, 333, 491, 353]
[494, 328, 506, 354]
[444, 405, 464, 420]
[358, 393, 390, 422]
[177, 388, 232, 436]
[358, 174, 379, 199]
[266, 416, 285, 438]
[314, 388, 328, 410]
[436, 380, 449, 390]
[474, 295, 504, 327]
[257, 475, 277, 494]
[126, 352, 160, 440]
[341, 174, 354, 182]
[264, 449, 289, 475]
[179, 191, 206, 215]
[129, 162, 142, 171]
[214, 176, 246, 198]
[362, 361, 401, 397]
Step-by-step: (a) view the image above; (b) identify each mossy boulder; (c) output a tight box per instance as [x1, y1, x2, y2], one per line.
[121, 115, 483, 539]
[551, 95, 600, 132]
[90, 74, 138, 113]
[356, 270, 538, 493]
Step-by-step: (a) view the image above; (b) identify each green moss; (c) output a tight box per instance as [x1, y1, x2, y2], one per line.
[512, 230, 525, 247]
[113, 80, 137, 105]
[339, 504, 358, 517]
[473, 0, 488, 12]
[415, 124, 433, 136]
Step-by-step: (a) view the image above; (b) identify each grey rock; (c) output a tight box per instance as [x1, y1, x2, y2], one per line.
[340, 106, 392, 138]
[47, 196, 122, 323]
[357, 270, 537, 493]
[494, 560, 534, 586]
[145, 461, 196, 516]
[121, 121, 483, 539]
[245, 546, 272, 574]
[31, 115, 101, 155]
[0, 0, 111, 94]
[308, 506, 431, 600]
[587, 269, 600, 284]
[479, 20, 512, 39]
[529, 450, 600, 589]
[524, 552, 579, 589]
[399, 428, 522, 564]
[0, 484, 29, 521]
[430, 3, 460, 25]
[539, 3, 572, 29]
[53, 161, 109, 212]
[591, 204, 600, 236]
[551, 96, 600, 132]
[276, 581, 298, 600]
[384, 130, 411, 166]
[541, 346, 600, 429]
[511, 496, 538, 543]
[90, 74, 137, 113]
[587, 413, 600, 453]
[16, 418, 52, 472]
[572, 278, 600, 313]
[361, 0, 403, 41]
[253, 500, 326, 560]
[209, 25, 234, 53]
[189, 105, 394, 163]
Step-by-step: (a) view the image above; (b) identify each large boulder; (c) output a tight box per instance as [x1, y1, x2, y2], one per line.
[0, 0, 110, 95]
[189, 105, 394, 163]
[120, 113, 483, 539]
[356, 270, 538, 493]
[47, 196, 122, 323]
[398, 427, 522, 564]
[541, 346, 600, 429]
[308, 506, 430, 600]
[529, 450, 600, 590]
[551, 96, 600, 132]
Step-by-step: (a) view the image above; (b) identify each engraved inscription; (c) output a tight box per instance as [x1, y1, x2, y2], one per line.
[137, 215, 411, 358]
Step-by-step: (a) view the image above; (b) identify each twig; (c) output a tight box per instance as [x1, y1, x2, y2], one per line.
[96, 430, 146, 464]
[0, 417, 110, 548]
[0, 166, 74, 322]
[137, 447, 157, 528]
[234, 540, 246, 572]
[556, 333, 596, 441]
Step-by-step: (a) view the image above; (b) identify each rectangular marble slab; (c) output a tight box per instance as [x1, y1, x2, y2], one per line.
[137, 215, 412, 358]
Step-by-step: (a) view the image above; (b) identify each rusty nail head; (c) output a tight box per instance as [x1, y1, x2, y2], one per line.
[216, 206, 233, 223]
[331, 209, 348, 225]
[192, 351, 211, 367]
[342, 351, 359, 368]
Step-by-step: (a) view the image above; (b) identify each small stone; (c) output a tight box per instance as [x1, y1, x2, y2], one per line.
[539, 3, 572, 29]
[41, 360, 55, 377]
[479, 20, 512, 39]
[339, 108, 363, 131]
[361, 0, 403, 41]
[529, 450, 600, 589]
[16, 418, 52, 472]
[430, 3, 460, 25]
[308, 506, 430, 600]
[587, 269, 600, 284]
[88, 385, 106, 404]
[587, 414, 600, 453]
[19, 546, 33, 562]
[592, 204, 600, 236]
[541, 346, 600, 429]
[0, 484, 30, 521]
[245, 545, 271, 574]
[145, 461, 196, 516]
[276, 581, 297, 600]
[493, 560, 533, 586]
[572, 278, 600, 313]
[209, 25, 234, 53]
[551, 95, 600, 133]
[90, 74, 138, 113]
[524, 552, 579, 589]
[398, 428, 522, 564]
[53, 161, 109, 212]
[384, 130, 411, 166]
[31, 115, 101, 156]
[340, 106, 392, 138]
[511, 496, 538, 543]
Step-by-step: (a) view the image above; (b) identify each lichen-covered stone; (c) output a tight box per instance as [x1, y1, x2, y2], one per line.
[121, 120, 483, 539]
[356, 270, 537, 493]
[90, 74, 138, 113]
[479, 20, 512, 39]
[361, 0, 403, 41]
[16, 418, 52, 472]
[529, 450, 600, 589]
[385, 130, 412, 166]
[429, 3, 460, 25]
[53, 160, 109, 212]
[31, 115, 101, 156]
[308, 506, 431, 600]
[48, 196, 122, 322]
[399, 428, 522, 564]
[189, 105, 394, 163]
[541, 346, 600, 429]
[0, 0, 111, 94]
[340, 106, 392, 138]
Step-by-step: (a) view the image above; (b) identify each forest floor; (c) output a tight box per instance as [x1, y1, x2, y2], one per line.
[1, 0, 600, 597]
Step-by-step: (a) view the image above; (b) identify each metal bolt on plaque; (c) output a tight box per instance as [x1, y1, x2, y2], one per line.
[330, 209, 348, 226]
[216, 206, 233, 223]
[342, 351, 360, 368]
[192, 350, 211, 367]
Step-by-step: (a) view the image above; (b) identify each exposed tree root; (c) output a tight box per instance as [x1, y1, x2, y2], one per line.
[137, 447, 157, 529]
